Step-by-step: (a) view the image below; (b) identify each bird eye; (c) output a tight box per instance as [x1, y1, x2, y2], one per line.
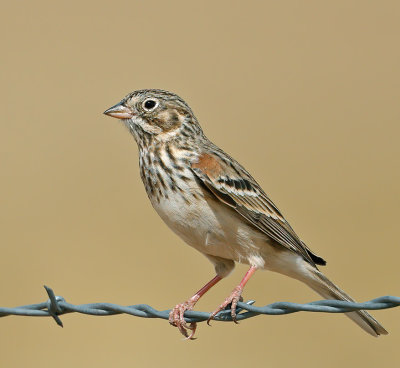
[143, 99, 158, 111]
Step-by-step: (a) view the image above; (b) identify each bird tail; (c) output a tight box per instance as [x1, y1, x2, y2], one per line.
[301, 266, 388, 337]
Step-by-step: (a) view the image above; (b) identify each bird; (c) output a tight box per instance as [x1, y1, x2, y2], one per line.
[104, 89, 388, 339]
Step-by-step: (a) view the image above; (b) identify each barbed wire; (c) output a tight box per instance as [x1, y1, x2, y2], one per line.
[0, 286, 398, 327]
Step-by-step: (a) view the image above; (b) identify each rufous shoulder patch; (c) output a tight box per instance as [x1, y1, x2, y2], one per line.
[192, 153, 223, 178]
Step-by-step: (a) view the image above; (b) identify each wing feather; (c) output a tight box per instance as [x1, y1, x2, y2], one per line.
[192, 151, 323, 267]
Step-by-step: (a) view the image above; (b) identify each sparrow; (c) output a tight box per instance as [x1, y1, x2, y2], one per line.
[104, 89, 388, 339]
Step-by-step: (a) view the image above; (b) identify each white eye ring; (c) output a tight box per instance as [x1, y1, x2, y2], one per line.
[142, 98, 159, 111]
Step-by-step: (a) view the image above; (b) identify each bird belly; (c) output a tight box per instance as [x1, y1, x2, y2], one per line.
[150, 188, 276, 269]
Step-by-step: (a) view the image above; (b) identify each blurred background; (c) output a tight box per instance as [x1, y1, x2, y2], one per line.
[0, 1, 399, 367]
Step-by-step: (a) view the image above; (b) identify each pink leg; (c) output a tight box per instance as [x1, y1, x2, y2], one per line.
[208, 266, 257, 325]
[169, 275, 222, 339]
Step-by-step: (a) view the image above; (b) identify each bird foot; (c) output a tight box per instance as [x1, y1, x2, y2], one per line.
[207, 285, 243, 325]
[169, 297, 198, 340]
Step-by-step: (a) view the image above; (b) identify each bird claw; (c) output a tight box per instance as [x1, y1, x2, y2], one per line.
[207, 286, 243, 325]
[169, 299, 198, 340]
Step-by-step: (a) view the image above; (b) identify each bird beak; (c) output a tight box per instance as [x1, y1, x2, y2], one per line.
[103, 102, 134, 119]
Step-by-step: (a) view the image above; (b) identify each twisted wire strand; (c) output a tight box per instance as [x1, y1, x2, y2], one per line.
[0, 286, 398, 327]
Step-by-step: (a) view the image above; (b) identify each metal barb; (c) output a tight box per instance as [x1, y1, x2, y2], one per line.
[44, 285, 64, 327]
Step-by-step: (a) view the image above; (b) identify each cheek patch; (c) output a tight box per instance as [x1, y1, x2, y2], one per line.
[155, 109, 182, 132]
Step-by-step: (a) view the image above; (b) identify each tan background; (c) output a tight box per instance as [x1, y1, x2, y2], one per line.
[0, 1, 399, 367]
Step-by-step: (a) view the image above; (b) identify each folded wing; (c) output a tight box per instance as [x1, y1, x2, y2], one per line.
[191, 150, 325, 268]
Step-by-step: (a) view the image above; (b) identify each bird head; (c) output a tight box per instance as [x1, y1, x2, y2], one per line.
[104, 89, 202, 143]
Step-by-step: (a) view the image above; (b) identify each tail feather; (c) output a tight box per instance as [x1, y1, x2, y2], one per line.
[303, 267, 388, 337]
